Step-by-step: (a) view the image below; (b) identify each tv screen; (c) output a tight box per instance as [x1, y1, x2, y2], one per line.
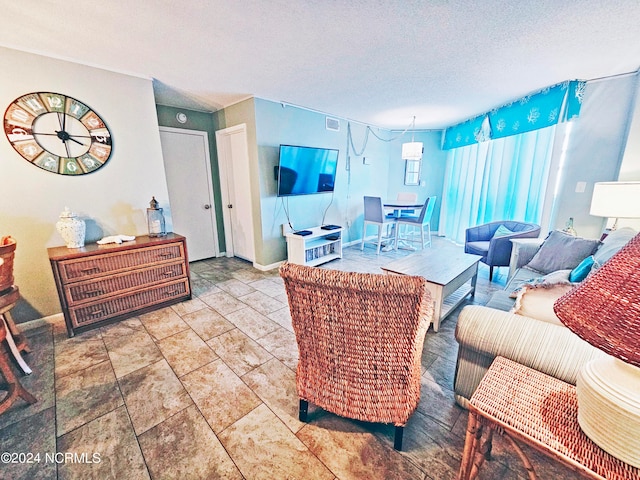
[277, 145, 339, 197]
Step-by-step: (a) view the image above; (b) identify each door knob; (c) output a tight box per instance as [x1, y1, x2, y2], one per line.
[204, 204, 211, 209]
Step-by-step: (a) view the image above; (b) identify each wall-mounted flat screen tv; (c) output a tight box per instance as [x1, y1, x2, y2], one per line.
[276, 145, 339, 197]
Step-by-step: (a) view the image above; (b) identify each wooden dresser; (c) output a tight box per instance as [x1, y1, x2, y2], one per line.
[48, 233, 191, 336]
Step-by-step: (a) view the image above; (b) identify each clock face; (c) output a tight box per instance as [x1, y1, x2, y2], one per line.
[4, 92, 112, 175]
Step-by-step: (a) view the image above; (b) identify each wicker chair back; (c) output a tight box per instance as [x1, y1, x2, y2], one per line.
[279, 262, 433, 436]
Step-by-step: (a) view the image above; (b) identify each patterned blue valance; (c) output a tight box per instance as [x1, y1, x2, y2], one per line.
[442, 80, 586, 150]
[441, 114, 487, 149]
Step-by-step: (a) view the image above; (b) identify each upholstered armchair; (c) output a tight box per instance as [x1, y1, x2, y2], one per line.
[279, 262, 432, 451]
[464, 221, 541, 280]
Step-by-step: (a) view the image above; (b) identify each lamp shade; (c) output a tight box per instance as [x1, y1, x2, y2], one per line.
[401, 142, 423, 160]
[590, 181, 640, 219]
[554, 232, 640, 367]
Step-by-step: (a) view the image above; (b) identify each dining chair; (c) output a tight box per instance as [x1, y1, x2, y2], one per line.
[361, 196, 397, 254]
[393, 192, 419, 217]
[396, 192, 418, 203]
[395, 196, 436, 250]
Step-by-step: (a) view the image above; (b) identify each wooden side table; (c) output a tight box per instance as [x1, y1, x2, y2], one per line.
[459, 356, 639, 480]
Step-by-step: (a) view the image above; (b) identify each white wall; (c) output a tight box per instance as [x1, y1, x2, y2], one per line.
[618, 71, 640, 231]
[546, 73, 639, 239]
[0, 47, 171, 321]
[251, 100, 392, 266]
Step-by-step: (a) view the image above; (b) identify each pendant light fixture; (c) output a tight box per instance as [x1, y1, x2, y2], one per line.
[401, 116, 423, 160]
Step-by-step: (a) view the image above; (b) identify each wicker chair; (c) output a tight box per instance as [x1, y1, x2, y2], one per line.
[279, 262, 432, 450]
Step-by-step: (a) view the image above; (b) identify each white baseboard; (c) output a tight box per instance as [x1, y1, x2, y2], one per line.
[253, 260, 284, 271]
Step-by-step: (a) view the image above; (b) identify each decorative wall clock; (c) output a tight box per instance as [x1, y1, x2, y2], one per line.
[4, 92, 112, 175]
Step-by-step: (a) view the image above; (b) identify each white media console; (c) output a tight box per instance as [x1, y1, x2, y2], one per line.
[284, 226, 343, 266]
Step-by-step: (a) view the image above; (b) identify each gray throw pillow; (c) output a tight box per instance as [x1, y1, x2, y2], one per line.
[593, 227, 637, 267]
[526, 230, 600, 274]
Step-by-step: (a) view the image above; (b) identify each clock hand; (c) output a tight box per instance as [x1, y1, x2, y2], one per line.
[37, 132, 92, 138]
[66, 137, 86, 146]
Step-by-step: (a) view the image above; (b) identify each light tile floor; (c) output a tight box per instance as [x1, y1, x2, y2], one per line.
[0, 237, 588, 479]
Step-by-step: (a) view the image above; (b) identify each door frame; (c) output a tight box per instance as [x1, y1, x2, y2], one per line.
[159, 126, 220, 258]
[215, 123, 255, 261]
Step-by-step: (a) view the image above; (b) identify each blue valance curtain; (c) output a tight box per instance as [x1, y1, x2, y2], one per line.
[442, 80, 585, 149]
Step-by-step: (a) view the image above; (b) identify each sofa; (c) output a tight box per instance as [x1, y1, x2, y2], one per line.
[453, 227, 638, 409]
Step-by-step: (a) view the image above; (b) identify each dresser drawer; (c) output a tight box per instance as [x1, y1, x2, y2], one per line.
[58, 242, 185, 283]
[64, 260, 187, 305]
[68, 278, 191, 328]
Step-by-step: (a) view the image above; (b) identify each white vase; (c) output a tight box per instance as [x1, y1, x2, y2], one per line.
[56, 207, 86, 248]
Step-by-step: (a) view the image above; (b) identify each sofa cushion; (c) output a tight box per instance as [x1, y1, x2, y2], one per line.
[525, 230, 600, 274]
[465, 241, 490, 256]
[592, 227, 637, 269]
[485, 289, 518, 311]
[509, 269, 572, 297]
[511, 283, 574, 325]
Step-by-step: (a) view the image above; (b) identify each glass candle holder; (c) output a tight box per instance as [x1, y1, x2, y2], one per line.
[147, 197, 166, 237]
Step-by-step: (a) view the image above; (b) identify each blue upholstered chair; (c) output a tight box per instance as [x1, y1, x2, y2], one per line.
[464, 221, 541, 281]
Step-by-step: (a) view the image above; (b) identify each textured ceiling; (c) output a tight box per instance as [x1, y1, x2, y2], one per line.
[1, 0, 639, 129]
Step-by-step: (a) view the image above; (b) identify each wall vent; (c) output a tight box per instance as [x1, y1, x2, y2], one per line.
[325, 117, 340, 131]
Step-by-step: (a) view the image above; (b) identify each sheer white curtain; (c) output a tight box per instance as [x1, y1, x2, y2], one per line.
[440, 125, 556, 244]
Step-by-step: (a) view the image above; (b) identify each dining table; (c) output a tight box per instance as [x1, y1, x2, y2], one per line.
[381, 201, 425, 251]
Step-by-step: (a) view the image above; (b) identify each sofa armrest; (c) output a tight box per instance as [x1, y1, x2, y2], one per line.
[453, 305, 605, 408]
[508, 238, 544, 280]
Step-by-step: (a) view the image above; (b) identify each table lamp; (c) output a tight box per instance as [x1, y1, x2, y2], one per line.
[554, 231, 640, 468]
[590, 181, 640, 231]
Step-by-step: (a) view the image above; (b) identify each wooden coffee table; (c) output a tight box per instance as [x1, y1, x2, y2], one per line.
[381, 249, 481, 332]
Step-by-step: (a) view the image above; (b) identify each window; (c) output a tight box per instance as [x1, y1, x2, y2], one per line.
[404, 160, 420, 186]
[440, 126, 556, 243]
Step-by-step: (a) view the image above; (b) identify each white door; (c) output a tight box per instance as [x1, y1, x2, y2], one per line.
[215, 124, 255, 262]
[159, 127, 219, 261]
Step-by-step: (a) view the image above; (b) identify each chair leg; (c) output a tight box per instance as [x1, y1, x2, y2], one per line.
[393, 223, 400, 250]
[299, 399, 308, 422]
[1, 315, 32, 375]
[4, 311, 30, 354]
[420, 226, 425, 249]
[489, 266, 494, 281]
[0, 343, 37, 416]
[376, 226, 383, 254]
[361, 223, 366, 251]
[394, 425, 404, 451]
